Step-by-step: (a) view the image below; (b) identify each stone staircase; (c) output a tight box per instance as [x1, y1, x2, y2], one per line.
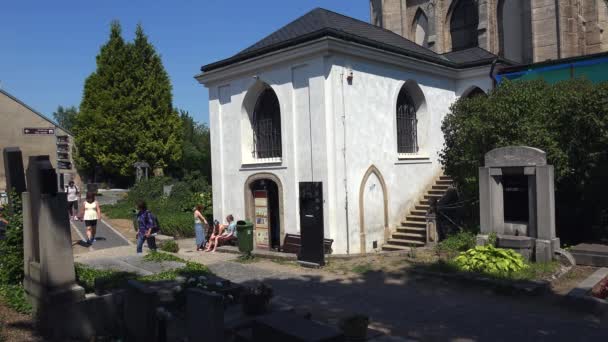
[382, 175, 453, 251]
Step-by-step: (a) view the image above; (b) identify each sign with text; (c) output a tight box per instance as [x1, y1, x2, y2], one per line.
[253, 190, 269, 249]
[23, 127, 55, 135]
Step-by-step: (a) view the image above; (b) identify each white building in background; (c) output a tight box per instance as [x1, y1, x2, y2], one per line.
[196, 8, 507, 254]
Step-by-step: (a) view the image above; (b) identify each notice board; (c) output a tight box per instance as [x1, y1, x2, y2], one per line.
[254, 190, 269, 249]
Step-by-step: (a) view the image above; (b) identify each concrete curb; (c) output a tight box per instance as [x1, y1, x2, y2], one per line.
[213, 245, 418, 261]
[564, 267, 608, 316]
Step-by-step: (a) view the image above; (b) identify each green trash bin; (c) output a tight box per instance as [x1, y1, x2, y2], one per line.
[236, 220, 254, 254]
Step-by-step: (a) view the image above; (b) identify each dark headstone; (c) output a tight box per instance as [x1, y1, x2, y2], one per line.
[298, 182, 325, 266]
[3, 147, 26, 194]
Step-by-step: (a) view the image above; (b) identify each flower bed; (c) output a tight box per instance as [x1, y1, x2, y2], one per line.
[591, 276, 608, 300]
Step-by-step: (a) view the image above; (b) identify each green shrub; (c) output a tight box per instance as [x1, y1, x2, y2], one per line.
[437, 231, 477, 255]
[0, 191, 24, 285]
[160, 240, 180, 253]
[454, 245, 527, 277]
[126, 177, 172, 203]
[0, 285, 32, 314]
[440, 79, 608, 242]
[74, 263, 136, 293]
[140, 262, 210, 282]
[144, 251, 185, 263]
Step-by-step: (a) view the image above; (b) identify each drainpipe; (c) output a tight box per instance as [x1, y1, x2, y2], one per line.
[554, 0, 562, 59]
[489, 57, 499, 89]
[340, 69, 350, 254]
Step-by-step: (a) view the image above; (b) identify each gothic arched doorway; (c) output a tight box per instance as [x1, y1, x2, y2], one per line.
[244, 173, 284, 250]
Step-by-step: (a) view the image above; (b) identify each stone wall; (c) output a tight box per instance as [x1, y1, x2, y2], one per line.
[370, 0, 608, 63]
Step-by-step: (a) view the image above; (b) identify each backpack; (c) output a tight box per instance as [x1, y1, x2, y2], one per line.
[148, 211, 160, 234]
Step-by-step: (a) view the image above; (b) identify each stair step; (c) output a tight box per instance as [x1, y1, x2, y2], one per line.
[428, 190, 446, 195]
[382, 244, 411, 251]
[396, 226, 426, 233]
[436, 180, 453, 186]
[439, 176, 453, 181]
[415, 205, 430, 211]
[419, 200, 431, 205]
[432, 185, 450, 190]
[393, 232, 426, 240]
[387, 238, 425, 247]
[424, 194, 444, 199]
[406, 215, 426, 222]
[401, 221, 426, 228]
[410, 209, 427, 216]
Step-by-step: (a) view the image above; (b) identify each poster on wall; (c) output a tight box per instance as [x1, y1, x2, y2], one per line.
[254, 190, 270, 249]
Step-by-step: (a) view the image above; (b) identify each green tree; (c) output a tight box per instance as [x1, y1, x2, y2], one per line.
[75, 21, 181, 182]
[0, 191, 24, 284]
[440, 79, 608, 242]
[52, 105, 78, 132]
[171, 110, 211, 180]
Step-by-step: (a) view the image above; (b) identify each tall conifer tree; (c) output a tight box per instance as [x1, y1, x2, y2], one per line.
[75, 22, 181, 181]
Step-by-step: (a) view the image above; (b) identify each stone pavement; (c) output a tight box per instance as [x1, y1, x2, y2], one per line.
[77, 241, 608, 341]
[71, 218, 131, 250]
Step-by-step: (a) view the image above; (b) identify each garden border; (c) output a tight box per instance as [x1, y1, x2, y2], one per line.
[564, 267, 608, 316]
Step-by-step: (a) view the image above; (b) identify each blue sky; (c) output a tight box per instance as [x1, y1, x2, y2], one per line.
[0, 1, 369, 124]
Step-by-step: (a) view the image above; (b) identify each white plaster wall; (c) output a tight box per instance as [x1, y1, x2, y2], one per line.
[208, 56, 332, 239]
[327, 55, 488, 254]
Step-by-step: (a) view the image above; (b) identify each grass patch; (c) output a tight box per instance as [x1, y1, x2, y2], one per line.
[0, 285, 32, 315]
[143, 251, 184, 263]
[234, 255, 258, 264]
[74, 263, 137, 293]
[351, 263, 374, 274]
[140, 262, 210, 282]
[436, 231, 477, 257]
[75, 260, 212, 293]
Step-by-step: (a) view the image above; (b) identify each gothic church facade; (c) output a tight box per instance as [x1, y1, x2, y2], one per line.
[370, 0, 608, 63]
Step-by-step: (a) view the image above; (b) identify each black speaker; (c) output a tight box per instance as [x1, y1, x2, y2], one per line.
[298, 182, 324, 266]
[3, 147, 26, 194]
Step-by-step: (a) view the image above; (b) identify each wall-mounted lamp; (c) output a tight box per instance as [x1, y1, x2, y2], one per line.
[346, 68, 353, 84]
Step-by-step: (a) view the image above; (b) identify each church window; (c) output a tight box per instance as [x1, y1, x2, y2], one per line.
[450, 0, 479, 51]
[252, 87, 282, 159]
[396, 87, 418, 154]
[413, 9, 429, 47]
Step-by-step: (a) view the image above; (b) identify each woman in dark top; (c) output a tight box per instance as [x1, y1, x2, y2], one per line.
[136, 200, 157, 253]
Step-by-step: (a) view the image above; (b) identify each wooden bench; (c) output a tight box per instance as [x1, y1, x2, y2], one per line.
[281, 233, 333, 255]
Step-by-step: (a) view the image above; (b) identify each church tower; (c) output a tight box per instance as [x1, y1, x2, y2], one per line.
[370, 0, 608, 64]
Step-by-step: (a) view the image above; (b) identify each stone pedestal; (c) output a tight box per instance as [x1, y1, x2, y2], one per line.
[186, 288, 224, 342]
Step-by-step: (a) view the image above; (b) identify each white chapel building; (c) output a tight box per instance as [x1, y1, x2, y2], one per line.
[196, 7, 508, 254]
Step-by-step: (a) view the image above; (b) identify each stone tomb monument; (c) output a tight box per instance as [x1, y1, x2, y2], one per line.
[478, 146, 559, 262]
[22, 156, 86, 333]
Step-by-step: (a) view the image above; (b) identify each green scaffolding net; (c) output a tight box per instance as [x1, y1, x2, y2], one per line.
[496, 55, 608, 84]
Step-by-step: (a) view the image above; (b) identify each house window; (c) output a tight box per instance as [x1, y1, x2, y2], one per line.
[396, 87, 418, 154]
[252, 87, 282, 159]
[450, 0, 479, 51]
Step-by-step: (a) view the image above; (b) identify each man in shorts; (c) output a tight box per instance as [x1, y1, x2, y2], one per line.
[65, 181, 80, 220]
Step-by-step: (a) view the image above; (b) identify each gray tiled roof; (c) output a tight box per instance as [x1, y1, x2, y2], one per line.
[442, 47, 498, 65]
[201, 8, 500, 72]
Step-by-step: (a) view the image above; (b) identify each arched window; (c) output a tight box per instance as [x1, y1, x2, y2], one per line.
[463, 86, 486, 98]
[396, 87, 418, 154]
[413, 9, 429, 47]
[450, 0, 479, 51]
[252, 87, 282, 159]
[498, 0, 532, 63]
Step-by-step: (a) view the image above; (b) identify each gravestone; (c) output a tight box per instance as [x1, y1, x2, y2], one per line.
[186, 288, 224, 342]
[478, 146, 559, 262]
[3, 147, 26, 195]
[22, 155, 85, 334]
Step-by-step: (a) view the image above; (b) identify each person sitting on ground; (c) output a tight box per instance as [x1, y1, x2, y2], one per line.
[205, 215, 237, 252]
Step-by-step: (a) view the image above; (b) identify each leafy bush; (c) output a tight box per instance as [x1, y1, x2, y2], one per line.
[160, 240, 179, 253]
[126, 177, 172, 203]
[437, 231, 477, 255]
[440, 79, 608, 243]
[144, 251, 184, 263]
[454, 245, 527, 277]
[0, 191, 24, 285]
[0, 285, 32, 314]
[74, 263, 136, 293]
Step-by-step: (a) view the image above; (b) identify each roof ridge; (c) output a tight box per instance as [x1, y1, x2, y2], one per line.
[314, 7, 441, 57]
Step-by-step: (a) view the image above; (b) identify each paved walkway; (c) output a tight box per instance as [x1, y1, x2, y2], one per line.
[76, 241, 608, 341]
[71, 218, 130, 250]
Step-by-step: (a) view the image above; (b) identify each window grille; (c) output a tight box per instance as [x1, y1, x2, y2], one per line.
[396, 88, 419, 154]
[252, 88, 282, 159]
[450, 0, 479, 51]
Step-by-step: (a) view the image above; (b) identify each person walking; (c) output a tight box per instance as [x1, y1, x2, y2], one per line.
[194, 204, 208, 251]
[79, 192, 100, 245]
[65, 181, 80, 220]
[136, 200, 158, 253]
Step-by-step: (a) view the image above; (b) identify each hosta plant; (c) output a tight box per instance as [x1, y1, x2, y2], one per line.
[454, 245, 527, 277]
